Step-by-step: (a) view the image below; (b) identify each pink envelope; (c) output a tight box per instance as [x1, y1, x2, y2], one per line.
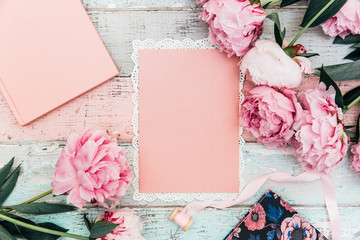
[139, 49, 240, 193]
[0, 0, 119, 125]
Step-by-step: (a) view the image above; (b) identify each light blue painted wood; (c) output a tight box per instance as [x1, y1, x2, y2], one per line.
[0, 143, 359, 239]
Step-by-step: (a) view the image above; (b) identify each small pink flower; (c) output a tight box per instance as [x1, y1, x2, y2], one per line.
[280, 214, 317, 240]
[280, 199, 295, 213]
[241, 40, 304, 88]
[244, 203, 266, 231]
[291, 83, 349, 172]
[241, 86, 298, 148]
[350, 143, 360, 175]
[51, 129, 132, 208]
[200, 0, 266, 57]
[321, 0, 360, 38]
[97, 208, 145, 240]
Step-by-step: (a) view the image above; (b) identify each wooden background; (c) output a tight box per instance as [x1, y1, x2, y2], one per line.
[0, 0, 360, 239]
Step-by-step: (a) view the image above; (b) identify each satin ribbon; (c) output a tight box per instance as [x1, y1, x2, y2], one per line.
[172, 171, 341, 240]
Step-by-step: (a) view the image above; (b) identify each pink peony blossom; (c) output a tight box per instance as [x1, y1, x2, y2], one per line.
[321, 0, 360, 38]
[244, 203, 266, 231]
[280, 214, 317, 240]
[241, 40, 304, 88]
[241, 86, 298, 148]
[96, 208, 145, 240]
[52, 129, 132, 208]
[291, 83, 349, 172]
[200, 0, 266, 57]
[350, 143, 360, 175]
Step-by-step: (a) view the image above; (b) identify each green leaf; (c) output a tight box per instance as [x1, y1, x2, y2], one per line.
[0, 165, 20, 206]
[351, 42, 360, 48]
[83, 214, 92, 232]
[319, 66, 343, 108]
[89, 221, 119, 238]
[345, 125, 356, 129]
[323, 60, 360, 81]
[345, 129, 356, 141]
[8, 202, 76, 215]
[0, 224, 16, 240]
[283, 45, 298, 58]
[301, 0, 347, 27]
[262, 2, 271, 9]
[345, 49, 360, 61]
[356, 113, 360, 143]
[0, 158, 14, 189]
[297, 52, 319, 58]
[343, 86, 360, 107]
[333, 34, 360, 44]
[267, 12, 285, 47]
[0, 213, 68, 240]
[280, 0, 301, 7]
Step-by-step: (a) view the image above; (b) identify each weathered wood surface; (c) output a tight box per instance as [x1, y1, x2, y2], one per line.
[0, 7, 357, 142]
[1, 1, 360, 239]
[0, 143, 359, 239]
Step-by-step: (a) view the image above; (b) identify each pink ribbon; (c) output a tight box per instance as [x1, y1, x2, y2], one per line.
[172, 171, 341, 240]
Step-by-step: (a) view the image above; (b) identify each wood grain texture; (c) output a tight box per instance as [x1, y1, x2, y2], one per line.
[0, 7, 358, 141]
[1, 143, 359, 207]
[1, 1, 360, 239]
[0, 143, 359, 239]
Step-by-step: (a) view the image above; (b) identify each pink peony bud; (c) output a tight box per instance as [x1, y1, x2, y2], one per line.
[96, 208, 145, 240]
[200, 0, 266, 57]
[51, 129, 132, 208]
[241, 40, 305, 88]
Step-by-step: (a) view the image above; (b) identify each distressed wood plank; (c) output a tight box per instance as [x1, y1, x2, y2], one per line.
[80, 0, 308, 10]
[88, 9, 353, 77]
[1, 143, 359, 207]
[1, 76, 359, 142]
[7, 206, 360, 240]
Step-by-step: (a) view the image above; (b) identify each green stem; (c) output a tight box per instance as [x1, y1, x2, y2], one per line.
[261, 0, 281, 7]
[343, 95, 360, 114]
[0, 213, 89, 240]
[289, 0, 336, 46]
[4, 189, 53, 213]
[21, 189, 53, 205]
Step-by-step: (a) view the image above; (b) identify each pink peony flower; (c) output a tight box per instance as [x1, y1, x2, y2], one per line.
[241, 40, 304, 88]
[321, 0, 360, 38]
[280, 214, 317, 240]
[244, 203, 266, 231]
[291, 83, 349, 172]
[51, 129, 132, 208]
[200, 0, 266, 57]
[241, 86, 298, 148]
[350, 143, 360, 175]
[96, 208, 145, 240]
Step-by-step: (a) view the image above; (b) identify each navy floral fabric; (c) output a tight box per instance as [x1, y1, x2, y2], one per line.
[224, 190, 327, 240]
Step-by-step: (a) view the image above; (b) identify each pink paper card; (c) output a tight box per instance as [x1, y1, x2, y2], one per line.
[138, 47, 240, 193]
[0, 0, 119, 125]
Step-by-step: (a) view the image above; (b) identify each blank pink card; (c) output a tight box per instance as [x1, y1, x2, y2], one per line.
[139, 49, 239, 193]
[0, 0, 119, 125]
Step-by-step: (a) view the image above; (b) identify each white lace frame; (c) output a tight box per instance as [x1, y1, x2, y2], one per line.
[131, 38, 245, 202]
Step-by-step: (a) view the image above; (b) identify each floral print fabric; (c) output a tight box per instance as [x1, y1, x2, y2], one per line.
[224, 190, 327, 240]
